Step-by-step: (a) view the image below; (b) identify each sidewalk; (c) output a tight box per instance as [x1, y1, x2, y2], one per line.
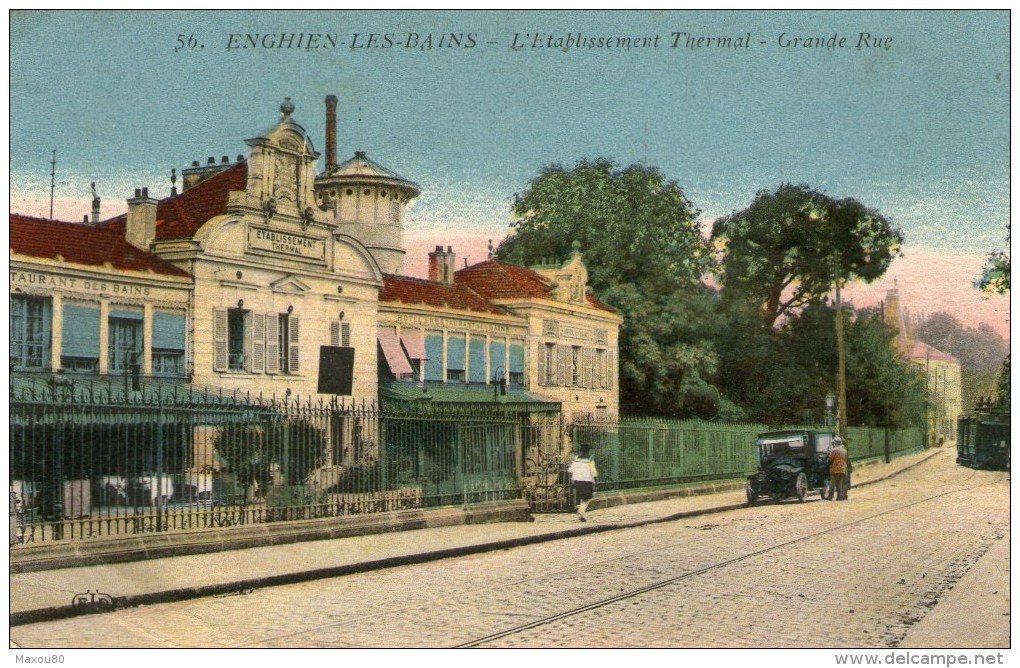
[10, 448, 943, 627]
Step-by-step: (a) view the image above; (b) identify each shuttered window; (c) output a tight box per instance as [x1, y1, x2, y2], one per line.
[488, 340, 506, 383]
[509, 340, 525, 386]
[330, 320, 352, 347]
[446, 333, 466, 382]
[108, 311, 143, 372]
[424, 331, 443, 382]
[152, 310, 186, 375]
[10, 295, 51, 370]
[595, 349, 607, 389]
[265, 314, 280, 374]
[218, 308, 250, 372]
[277, 313, 300, 374]
[540, 342, 557, 386]
[583, 348, 595, 389]
[468, 336, 487, 383]
[607, 349, 615, 389]
[252, 314, 266, 372]
[557, 344, 569, 387]
[61, 302, 100, 372]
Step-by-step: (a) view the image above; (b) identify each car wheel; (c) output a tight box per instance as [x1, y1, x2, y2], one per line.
[746, 483, 757, 506]
[795, 473, 807, 503]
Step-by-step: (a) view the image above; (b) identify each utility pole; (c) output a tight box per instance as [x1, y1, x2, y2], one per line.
[835, 260, 848, 445]
[49, 150, 57, 220]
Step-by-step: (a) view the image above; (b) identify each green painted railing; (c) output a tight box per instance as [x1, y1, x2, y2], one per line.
[573, 417, 924, 492]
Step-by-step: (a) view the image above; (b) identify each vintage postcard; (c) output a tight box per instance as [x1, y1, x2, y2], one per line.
[8, 9, 1011, 658]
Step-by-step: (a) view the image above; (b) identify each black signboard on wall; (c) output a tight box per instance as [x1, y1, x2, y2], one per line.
[317, 346, 354, 395]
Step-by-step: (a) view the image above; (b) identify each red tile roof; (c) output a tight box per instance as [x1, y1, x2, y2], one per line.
[380, 274, 507, 315]
[455, 260, 617, 313]
[100, 161, 248, 241]
[10, 214, 190, 277]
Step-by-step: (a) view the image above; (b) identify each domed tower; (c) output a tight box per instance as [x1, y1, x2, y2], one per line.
[314, 95, 421, 275]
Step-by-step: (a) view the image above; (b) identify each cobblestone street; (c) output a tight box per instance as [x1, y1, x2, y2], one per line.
[11, 454, 1008, 648]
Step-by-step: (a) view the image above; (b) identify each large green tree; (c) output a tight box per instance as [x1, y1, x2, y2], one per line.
[496, 159, 732, 418]
[712, 184, 904, 327]
[716, 302, 927, 428]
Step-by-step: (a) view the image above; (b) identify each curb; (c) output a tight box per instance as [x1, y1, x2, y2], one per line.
[10, 499, 531, 574]
[9, 450, 942, 627]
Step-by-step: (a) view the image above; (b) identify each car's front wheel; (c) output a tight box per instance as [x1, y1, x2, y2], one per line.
[794, 472, 807, 502]
[745, 483, 757, 506]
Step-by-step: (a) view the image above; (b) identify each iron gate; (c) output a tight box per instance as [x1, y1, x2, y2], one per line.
[519, 416, 570, 512]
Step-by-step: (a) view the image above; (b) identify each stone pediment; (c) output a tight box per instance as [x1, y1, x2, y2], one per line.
[270, 275, 312, 294]
[551, 248, 589, 305]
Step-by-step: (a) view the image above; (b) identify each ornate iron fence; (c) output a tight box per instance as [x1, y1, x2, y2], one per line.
[10, 381, 522, 544]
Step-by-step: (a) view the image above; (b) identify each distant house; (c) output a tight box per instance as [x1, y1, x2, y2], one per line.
[883, 287, 962, 444]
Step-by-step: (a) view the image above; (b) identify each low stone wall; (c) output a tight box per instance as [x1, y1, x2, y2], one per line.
[10, 498, 531, 574]
[586, 478, 746, 512]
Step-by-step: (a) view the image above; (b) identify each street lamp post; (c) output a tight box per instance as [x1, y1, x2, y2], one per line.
[825, 392, 836, 430]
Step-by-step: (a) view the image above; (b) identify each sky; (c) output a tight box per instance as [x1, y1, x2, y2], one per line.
[8, 10, 1011, 339]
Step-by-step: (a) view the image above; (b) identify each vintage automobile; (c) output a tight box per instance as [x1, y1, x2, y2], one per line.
[746, 429, 835, 505]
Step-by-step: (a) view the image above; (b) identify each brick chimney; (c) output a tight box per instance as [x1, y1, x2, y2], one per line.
[126, 187, 158, 250]
[428, 245, 456, 285]
[325, 95, 338, 172]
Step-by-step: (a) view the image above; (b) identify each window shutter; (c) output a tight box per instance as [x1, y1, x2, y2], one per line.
[537, 343, 546, 386]
[288, 315, 300, 373]
[557, 344, 568, 387]
[330, 321, 340, 347]
[341, 322, 351, 347]
[266, 314, 280, 374]
[607, 349, 615, 389]
[62, 303, 101, 359]
[252, 314, 266, 372]
[584, 348, 594, 388]
[244, 311, 254, 372]
[213, 308, 228, 371]
[152, 311, 186, 351]
[468, 336, 487, 383]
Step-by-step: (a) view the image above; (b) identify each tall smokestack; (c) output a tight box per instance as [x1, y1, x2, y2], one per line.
[325, 95, 338, 172]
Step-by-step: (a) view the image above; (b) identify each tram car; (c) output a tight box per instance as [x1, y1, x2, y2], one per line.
[957, 403, 1010, 470]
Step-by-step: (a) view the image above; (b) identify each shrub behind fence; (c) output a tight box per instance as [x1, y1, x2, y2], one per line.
[10, 384, 521, 544]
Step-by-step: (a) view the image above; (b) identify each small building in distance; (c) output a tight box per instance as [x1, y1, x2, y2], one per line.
[883, 286, 962, 445]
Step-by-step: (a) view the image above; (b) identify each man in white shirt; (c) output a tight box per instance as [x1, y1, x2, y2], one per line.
[568, 449, 598, 521]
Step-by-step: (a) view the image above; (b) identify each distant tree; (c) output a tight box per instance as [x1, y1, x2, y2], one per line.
[712, 184, 904, 327]
[976, 251, 1010, 295]
[914, 312, 1009, 408]
[497, 159, 730, 418]
[973, 227, 1010, 406]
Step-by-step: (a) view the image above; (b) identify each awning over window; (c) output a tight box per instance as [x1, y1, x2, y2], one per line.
[378, 328, 413, 376]
[400, 330, 426, 360]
